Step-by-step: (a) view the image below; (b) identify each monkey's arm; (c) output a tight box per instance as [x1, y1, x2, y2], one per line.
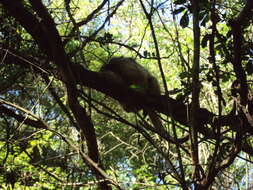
[146, 110, 188, 144]
[147, 110, 164, 132]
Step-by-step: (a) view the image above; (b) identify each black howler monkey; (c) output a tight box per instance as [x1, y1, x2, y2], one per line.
[100, 57, 163, 131]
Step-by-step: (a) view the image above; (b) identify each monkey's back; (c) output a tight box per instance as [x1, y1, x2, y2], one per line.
[102, 57, 149, 88]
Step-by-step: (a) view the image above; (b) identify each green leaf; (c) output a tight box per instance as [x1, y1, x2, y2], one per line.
[201, 34, 211, 48]
[174, 0, 187, 5]
[179, 71, 190, 79]
[180, 12, 189, 28]
[143, 50, 150, 58]
[173, 7, 186, 15]
[129, 84, 143, 91]
[246, 60, 253, 75]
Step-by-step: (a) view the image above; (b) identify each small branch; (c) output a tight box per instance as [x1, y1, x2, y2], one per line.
[76, 0, 109, 28]
[41, 74, 77, 128]
[68, 0, 125, 58]
[0, 103, 48, 129]
[49, 129, 123, 190]
[139, 0, 168, 94]
[206, 0, 222, 185]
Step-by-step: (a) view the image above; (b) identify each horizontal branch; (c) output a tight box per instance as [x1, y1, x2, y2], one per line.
[3, 51, 253, 137]
[0, 104, 48, 129]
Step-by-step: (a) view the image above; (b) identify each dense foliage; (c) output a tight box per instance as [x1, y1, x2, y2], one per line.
[0, 0, 253, 189]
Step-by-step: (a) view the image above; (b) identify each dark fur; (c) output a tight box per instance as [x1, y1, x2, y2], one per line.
[101, 57, 160, 97]
[101, 57, 164, 132]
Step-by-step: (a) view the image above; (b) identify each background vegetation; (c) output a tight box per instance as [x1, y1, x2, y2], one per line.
[0, 0, 253, 189]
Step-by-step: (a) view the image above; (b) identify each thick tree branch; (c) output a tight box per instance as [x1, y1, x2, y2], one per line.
[191, 0, 201, 184]
[0, 1, 111, 189]
[3, 50, 253, 138]
[234, 0, 253, 25]
[230, 0, 253, 105]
